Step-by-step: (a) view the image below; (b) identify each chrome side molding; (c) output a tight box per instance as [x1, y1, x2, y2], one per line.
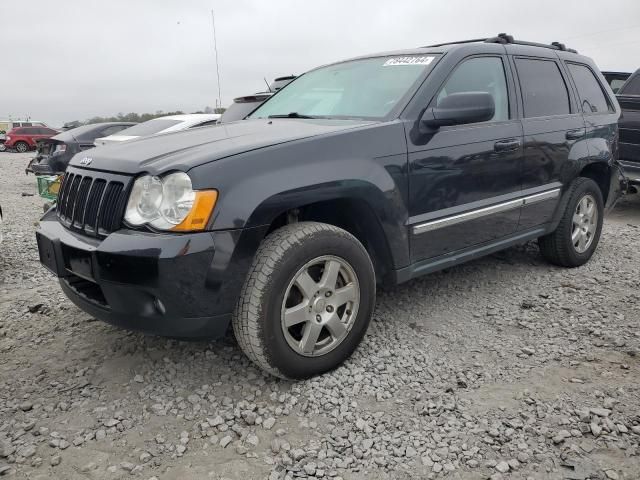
[412, 188, 560, 235]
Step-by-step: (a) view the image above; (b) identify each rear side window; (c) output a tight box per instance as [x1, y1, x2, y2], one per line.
[115, 119, 182, 137]
[189, 120, 218, 128]
[610, 78, 627, 94]
[622, 76, 640, 95]
[515, 58, 571, 118]
[567, 63, 613, 114]
[436, 56, 510, 122]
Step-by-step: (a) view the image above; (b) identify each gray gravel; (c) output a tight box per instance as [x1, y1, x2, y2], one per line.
[1, 151, 639, 480]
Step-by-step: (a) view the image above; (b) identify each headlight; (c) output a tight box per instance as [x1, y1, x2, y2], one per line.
[124, 172, 217, 232]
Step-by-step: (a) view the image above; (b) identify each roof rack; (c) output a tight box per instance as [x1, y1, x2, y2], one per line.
[424, 33, 578, 54]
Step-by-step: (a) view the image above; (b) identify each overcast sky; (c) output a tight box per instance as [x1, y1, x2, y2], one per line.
[2, 0, 639, 126]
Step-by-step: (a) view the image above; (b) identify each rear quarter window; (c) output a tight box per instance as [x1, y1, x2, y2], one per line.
[567, 63, 613, 114]
[515, 58, 571, 118]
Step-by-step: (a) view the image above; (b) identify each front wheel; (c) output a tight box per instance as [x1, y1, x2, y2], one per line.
[232, 222, 376, 379]
[15, 141, 29, 153]
[538, 177, 604, 267]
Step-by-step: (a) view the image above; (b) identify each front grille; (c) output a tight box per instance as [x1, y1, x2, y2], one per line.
[57, 167, 131, 238]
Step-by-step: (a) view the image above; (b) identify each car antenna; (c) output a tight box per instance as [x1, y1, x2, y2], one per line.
[264, 77, 272, 92]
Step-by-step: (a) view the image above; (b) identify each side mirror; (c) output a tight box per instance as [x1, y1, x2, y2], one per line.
[421, 92, 495, 130]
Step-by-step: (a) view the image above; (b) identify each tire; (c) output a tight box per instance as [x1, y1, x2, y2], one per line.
[233, 221, 376, 379]
[15, 141, 29, 153]
[0, 143, 5, 152]
[538, 177, 604, 267]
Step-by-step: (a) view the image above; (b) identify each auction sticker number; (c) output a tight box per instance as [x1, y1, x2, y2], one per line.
[383, 56, 434, 66]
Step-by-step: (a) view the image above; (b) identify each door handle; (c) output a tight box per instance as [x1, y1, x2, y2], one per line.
[494, 139, 521, 152]
[566, 129, 585, 141]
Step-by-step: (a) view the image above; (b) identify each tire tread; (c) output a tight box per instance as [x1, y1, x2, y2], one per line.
[232, 222, 366, 379]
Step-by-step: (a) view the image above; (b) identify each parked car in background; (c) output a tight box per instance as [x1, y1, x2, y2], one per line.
[219, 93, 272, 123]
[4, 126, 58, 153]
[603, 71, 631, 94]
[36, 34, 623, 379]
[94, 114, 220, 146]
[219, 77, 297, 123]
[616, 68, 640, 187]
[28, 122, 136, 174]
[269, 75, 296, 92]
[0, 120, 48, 151]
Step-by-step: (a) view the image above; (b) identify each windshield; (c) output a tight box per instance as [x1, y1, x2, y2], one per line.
[114, 119, 182, 137]
[249, 55, 436, 120]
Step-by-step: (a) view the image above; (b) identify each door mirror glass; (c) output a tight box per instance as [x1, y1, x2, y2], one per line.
[421, 92, 495, 128]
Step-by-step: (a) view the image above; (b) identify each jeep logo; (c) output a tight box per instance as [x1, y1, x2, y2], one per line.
[80, 157, 92, 166]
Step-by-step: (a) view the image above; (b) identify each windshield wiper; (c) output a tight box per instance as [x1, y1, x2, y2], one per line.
[268, 112, 317, 119]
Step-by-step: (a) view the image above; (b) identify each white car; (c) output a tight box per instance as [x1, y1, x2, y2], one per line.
[93, 114, 221, 146]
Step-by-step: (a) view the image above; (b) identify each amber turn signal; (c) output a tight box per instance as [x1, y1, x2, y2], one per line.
[171, 190, 218, 232]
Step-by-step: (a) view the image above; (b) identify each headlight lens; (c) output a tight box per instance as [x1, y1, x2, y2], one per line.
[150, 172, 196, 229]
[124, 172, 217, 232]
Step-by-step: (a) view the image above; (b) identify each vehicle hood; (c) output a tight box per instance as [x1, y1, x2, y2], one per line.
[70, 118, 376, 175]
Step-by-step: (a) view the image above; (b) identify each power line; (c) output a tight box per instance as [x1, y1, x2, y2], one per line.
[211, 10, 222, 109]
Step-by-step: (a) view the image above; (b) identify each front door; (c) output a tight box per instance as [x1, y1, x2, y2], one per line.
[406, 55, 523, 262]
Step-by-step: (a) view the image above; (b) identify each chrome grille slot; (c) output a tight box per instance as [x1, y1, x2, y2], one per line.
[56, 167, 131, 238]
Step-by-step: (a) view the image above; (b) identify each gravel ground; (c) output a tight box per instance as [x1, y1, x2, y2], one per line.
[1, 151, 639, 480]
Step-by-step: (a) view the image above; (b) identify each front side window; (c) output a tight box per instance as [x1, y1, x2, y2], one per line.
[515, 58, 571, 118]
[567, 63, 613, 114]
[435, 56, 509, 122]
[250, 55, 438, 120]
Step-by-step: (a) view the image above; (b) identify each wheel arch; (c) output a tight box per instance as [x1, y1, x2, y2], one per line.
[263, 195, 398, 286]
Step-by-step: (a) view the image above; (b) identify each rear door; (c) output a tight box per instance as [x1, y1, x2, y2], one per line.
[508, 51, 585, 230]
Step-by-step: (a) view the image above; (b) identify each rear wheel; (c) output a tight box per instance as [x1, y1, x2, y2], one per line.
[538, 177, 604, 267]
[15, 141, 29, 153]
[232, 222, 376, 379]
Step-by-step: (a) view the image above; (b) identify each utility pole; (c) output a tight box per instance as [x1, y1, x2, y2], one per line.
[211, 10, 222, 110]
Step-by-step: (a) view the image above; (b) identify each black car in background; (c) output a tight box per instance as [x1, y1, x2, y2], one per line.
[28, 122, 136, 174]
[269, 75, 296, 91]
[219, 76, 296, 123]
[219, 93, 272, 123]
[616, 69, 640, 186]
[603, 71, 631, 94]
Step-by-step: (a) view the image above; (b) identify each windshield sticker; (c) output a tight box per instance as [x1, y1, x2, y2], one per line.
[383, 56, 435, 67]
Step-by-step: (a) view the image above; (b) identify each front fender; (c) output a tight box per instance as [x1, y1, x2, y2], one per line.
[188, 121, 411, 268]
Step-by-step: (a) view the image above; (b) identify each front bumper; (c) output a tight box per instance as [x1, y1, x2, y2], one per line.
[619, 160, 640, 186]
[36, 210, 266, 338]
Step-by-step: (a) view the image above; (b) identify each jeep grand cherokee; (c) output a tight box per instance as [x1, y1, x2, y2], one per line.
[36, 34, 624, 379]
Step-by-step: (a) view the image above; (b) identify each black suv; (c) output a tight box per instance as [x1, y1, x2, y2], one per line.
[36, 34, 623, 379]
[616, 68, 640, 186]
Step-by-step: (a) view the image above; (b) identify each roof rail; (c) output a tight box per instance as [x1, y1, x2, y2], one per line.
[424, 33, 578, 54]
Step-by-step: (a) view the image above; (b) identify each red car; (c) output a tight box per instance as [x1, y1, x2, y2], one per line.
[5, 126, 58, 153]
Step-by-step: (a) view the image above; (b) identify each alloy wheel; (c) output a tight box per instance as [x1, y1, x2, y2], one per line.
[281, 255, 360, 357]
[571, 194, 598, 253]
